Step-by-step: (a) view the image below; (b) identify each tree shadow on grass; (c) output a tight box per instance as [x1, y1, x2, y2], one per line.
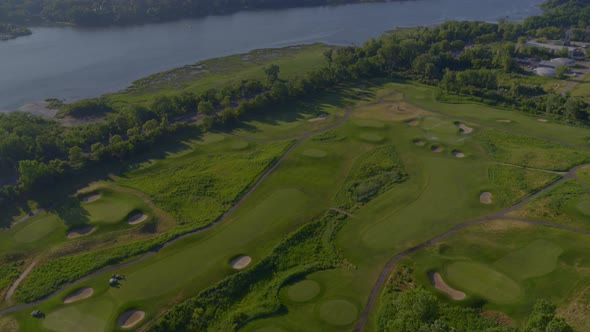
[47, 196, 90, 228]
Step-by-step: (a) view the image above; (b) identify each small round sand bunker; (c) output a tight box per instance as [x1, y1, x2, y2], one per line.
[67, 226, 95, 239]
[63, 287, 94, 304]
[413, 139, 425, 146]
[231, 255, 252, 269]
[408, 120, 419, 126]
[430, 272, 465, 300]
[537, 118, 548, 123]
[128, 212, 148, 225]
[80, 193, 100, 203]
[308, 113, 328, 122]
[480, 192, 493, 204]
[117, 309, 145, 329]
[452, 150, 465, 158]
[496, 119, 512, 123]
[431, 145, 444, 153]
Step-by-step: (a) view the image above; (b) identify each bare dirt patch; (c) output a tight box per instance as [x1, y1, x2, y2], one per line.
[230, 255, 252, 269]
[452, 150, 465, 158]
[63, 287, 93, 304]
[67, 226, 96, 239]
[117, 309, 145, 329]
[430, 272, 466, 300]
[496, 119, 512, 123]
[128, 212, 148, 225]
[456, 122, 474, 134]
[431, 145, 444, 153]
[480, 192, 493, 204]
[308, 113, 328, 122]
[80, 193, 100, 203]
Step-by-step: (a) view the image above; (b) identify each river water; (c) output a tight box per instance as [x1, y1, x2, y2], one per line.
[0, 0, 542, 111]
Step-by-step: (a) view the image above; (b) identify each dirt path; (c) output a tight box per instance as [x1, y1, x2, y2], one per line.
[4, 259, 39, 302]
[329, 207, 355, 218]
[353, 163, 590, 332]
[8, 209, 43, 229]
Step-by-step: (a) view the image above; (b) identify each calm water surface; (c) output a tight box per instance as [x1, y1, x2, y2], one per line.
[0, 0, 542, 111]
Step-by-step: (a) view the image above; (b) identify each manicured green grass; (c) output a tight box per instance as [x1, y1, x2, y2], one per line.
[81, 188, 150, 225]
[0, 213, 66, 256]
[493, 239, 563, 280]
[286, 280, 321, 303]
[317, 298, 359, 326]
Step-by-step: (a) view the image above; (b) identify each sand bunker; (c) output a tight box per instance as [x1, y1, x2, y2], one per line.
[67, 226, 95, 239]
[117, 309, 145, 329]
[413, 139, 425, 146]
[408, 120, 419, 126]
[456, 123, 473, 134]
[452, 150, 465, 158]
[63, 287, 93, 304]
[480, 192, 493, 204]
[431, 145, 444, 153]
[537, 118, 549, 123]
[496, 119, 512, 123]
[308, 113, 328, 122]
[128, 213, 148, 225]
[430, 272, 466, 300]
[80, 193, 100, 203]
[231, 255, 252, 269]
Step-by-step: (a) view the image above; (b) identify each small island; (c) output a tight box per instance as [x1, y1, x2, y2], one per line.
[0, 23, 31, 41]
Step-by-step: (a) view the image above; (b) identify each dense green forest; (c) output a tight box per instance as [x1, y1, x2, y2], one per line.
[2, 0, 590, 222]
[0, 0, 385, 26]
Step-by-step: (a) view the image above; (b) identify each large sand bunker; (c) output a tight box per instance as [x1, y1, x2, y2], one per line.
[117, 309, 145, 329]
[231, 255, 252, 269]
[430, 272, 466, 300]
[128, 212, 148, 225]
[63, 287, 93, 304]
[480, 192, 493, 204]
[80, 193, 100, 203]
[67, 226, 95, 239]
[456, 122, 473, 134]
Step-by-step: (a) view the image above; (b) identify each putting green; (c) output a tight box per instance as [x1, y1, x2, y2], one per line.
[84, 190, 147, 225]
[445, 262, 523, 304]
[43, 298, 114, 332]
[232, 141, 250, 150]
[574, 197, 590, 217]
[494, 240, 563, 280]
[317, 298, 358, 326]
[354, 119, 385, 128]
[302, 149, 327, 158]
[286, 280, 321, 302]
[197, 134, 225, 145]
[14, 214, 64, 244]
[358, 133, 384, 143]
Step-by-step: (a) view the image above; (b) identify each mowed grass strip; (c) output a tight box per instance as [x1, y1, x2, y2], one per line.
[493, 239, 563, 280]
[444, 261, 523, 304]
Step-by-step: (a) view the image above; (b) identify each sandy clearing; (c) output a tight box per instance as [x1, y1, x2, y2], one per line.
[117, 309, 145, 329]
[308, 113, 328, 122]
[128, 213, 148, 225]
[67, 226, 96, 239]
[537, 118, 549, 123]
[4, 259, 38, 301]
[63, 287, 93, 304]
[452, 150, 465, 158]
[80, 193, 100, 203]
[456, 123, 473, 134]
[480, 192, 493, 204]
[408, 120, 419, 126]
[231, 255, 252, 269]
[496, 119, 512, 123]
[431, 145, 444, 153]
[430, 272, 466, 300]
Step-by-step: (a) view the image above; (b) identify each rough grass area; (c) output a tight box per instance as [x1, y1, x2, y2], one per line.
[507, 180, 590, 230]
[0, 261, 24, 292]
[335, 144, 407, 209]
[478, 129, 590, 171]
[487, 164, 560, 207]
[115, 137, 292, 227]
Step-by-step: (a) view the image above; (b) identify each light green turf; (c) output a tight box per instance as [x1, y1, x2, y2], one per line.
[493, 239, 563, 280]
[82, 189, 148, 225]
[317, 299, 358, 326]
[286, 280, 321, 303]
[0, 213, 66, 255]
[358, 133, 385, 143]
[302, 149, 328, 158]
[444, 261, 523, 304]
[354, 119, 386, 129]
